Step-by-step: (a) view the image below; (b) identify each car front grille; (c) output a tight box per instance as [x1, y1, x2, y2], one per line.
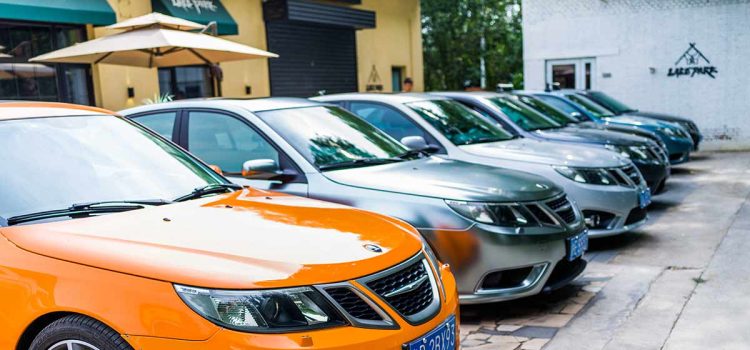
[543, 195, 578, 225]
[607, 165, 646, 188]
[325, 287, 383, 321]
[366, 259, 435, 318]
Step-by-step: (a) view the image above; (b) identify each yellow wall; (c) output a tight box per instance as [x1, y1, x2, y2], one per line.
[92, 0, 422, 111]
[354, 0, 424, 93]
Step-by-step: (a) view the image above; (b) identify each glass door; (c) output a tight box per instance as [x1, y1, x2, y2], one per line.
[545, 58, 596, 90]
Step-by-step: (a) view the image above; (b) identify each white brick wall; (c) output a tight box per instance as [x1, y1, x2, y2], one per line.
[523, 0, 750, 150]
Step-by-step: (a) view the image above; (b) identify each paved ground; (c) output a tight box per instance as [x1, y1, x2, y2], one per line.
[459, 151, 750, 350]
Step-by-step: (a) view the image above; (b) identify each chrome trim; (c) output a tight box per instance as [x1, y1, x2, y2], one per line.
[474, 263, 549, 295]
[357, 253, 441, 326]
[316, 283, 399, 330]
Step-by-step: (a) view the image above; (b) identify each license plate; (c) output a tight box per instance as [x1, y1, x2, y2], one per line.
[404, 315, 456, 350]
[567, 231, 589, 261]
[639, 189, 652, 208]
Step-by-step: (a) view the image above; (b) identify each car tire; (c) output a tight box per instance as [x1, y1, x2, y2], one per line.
[30, 315, 133, 350]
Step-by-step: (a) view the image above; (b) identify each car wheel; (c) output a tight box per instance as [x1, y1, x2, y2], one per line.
[30, 315, 133, 350]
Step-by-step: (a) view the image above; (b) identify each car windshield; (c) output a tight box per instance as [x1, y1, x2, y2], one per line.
[534, 95, 590, 122]
[406, 99, 514, 145]
[485, 96, 562, 131]
[564, 94, 616, 118]
[587, 91, 638, 114]
[515, 95, 579, 125]
[256, 106, 409, 170]
[0, 115, 224, 221]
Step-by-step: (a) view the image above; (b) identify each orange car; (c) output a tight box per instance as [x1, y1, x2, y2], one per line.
[0, 103, 459, 350]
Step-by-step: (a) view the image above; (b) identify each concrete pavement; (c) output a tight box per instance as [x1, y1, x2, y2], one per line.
[460, 151, 750, 350]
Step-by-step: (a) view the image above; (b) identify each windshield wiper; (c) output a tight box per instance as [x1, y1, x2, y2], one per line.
[6, 199, 171, 226]
[319, 158, 402, 171]
[174, 183, 243, 202]
[465, 137, 507, 145]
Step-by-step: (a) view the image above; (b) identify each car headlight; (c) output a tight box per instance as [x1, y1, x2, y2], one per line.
[445, 200, 533, 227]
[175, 285, 344, 332]
[605, 144, 650, 161]
[553, 166, 617, 185]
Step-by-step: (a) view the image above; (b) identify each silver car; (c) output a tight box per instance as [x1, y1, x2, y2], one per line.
[122, 98, 588, 304]
[314, 93, 652, 238]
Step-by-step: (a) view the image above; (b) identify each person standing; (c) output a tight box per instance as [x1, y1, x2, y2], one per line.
[403, 77, 414, 92]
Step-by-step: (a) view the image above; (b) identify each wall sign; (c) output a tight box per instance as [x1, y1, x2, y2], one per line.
[667, 43, 717, 79]
[366, 65, 383, 92]
[170, 0, 218, 14]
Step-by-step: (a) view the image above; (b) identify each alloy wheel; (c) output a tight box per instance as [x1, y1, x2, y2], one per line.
[48, 340, 101, 350]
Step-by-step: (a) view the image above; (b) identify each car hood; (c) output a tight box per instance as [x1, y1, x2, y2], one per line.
[0, 189, 422, 289]
[459, 138, 629, 167]
[631, 111, 692, 124]
[533, 126, 649, 146]
[607, 115, 680, 129]
[323, 156, 562, 202]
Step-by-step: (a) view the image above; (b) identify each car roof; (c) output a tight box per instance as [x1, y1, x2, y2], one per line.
[121, 97, 324, 115]
[313, 93, 447, 104]
[0, 102, 116, 121]
[431, 91, 502, 99]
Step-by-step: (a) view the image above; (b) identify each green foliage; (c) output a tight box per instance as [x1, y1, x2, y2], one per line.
[422, 0, 523, 91]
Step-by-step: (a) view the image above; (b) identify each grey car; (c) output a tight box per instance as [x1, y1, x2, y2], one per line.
[122, 98, 589, 304]
[315, 93, 652, 238]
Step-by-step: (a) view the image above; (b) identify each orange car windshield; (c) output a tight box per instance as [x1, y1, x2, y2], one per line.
[0, 115, 224, 221]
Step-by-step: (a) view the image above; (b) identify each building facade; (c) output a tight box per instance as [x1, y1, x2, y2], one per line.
[0, 0, 423, 111]
[522, 0, 750, 150]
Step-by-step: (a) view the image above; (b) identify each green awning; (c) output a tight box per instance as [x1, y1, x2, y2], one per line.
[151, 0, 238, 36]
[0, 0, 116, 26]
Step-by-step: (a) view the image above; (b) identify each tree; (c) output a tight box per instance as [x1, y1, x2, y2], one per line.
[422, 0, 523, 91]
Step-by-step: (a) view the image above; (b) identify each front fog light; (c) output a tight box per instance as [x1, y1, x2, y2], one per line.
[175, 285, 344, 332]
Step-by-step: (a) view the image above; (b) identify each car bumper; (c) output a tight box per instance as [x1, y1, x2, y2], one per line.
[420, 223, 585, 305]
[662, 137, 694, 164]
[559, 180, 648, 238]
[126, 264, 461, 349]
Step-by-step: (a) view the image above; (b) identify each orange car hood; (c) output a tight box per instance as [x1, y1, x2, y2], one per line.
[0, 189, 421, 289]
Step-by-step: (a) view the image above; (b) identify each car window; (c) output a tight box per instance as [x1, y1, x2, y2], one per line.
[486, 97, 561, 131]
[0, 116, 223, 220]
[535, 95, 587, 121]
[133, 112, 177, 139]
[256, 106, 409, 170]
[565, 94, 615, 118]
[188, 111, 279, 174]
[587, 91, 637, 114]
[516, 95, 575, 125]
[406, 99, 514, 145]
[349, 102, 427, 142]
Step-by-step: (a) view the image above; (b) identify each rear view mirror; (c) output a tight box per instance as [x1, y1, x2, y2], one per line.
[242, 159, 297, 182]
[401, 136, 428, 150]
[400, 136, 440, 153]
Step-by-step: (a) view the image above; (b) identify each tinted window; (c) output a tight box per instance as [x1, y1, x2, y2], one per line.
[257, 106, 408, 169]
[406, 100, 514, 145]
[586, 91, 636, 114]
[535, 95, 588, 122]
[349, 102, 426, 142]
[0, 116, 222, 220]
[565, 94, 615, 118]
[486, 97, 560, 131]
[134, 112, 177, 139]
[516, 95, 575, 125]
[188, 111, 279, 174]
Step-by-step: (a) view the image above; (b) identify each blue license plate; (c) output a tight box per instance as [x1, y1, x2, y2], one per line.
[639, 189, 652, 208]
[405, 315, 456, 350]
[567, 231, 589, 261]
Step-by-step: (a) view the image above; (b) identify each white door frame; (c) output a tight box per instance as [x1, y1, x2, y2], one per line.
[545, 58, 596, 90]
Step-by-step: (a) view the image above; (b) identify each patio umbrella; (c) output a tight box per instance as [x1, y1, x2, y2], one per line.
[29, 13, 278, 95]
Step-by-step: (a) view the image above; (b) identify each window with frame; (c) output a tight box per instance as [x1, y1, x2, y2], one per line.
[187, 111, 279, 174]
[132, 112, 178, 140]
[348, 102, 427, 142]
[0, 20, 93, 104]
[159, 66, 214, 100]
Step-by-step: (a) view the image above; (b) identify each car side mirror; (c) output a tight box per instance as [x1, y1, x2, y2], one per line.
[400, 136, 440, 153]
[241, 159, 297, 182]
[570, 112, 582, 118]
[400, 136, 428, 150]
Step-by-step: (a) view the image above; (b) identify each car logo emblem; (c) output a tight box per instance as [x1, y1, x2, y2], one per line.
[364, 244, 383, 253]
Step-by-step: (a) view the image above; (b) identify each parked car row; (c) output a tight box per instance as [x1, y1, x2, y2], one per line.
[0, 89, 700, 349]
